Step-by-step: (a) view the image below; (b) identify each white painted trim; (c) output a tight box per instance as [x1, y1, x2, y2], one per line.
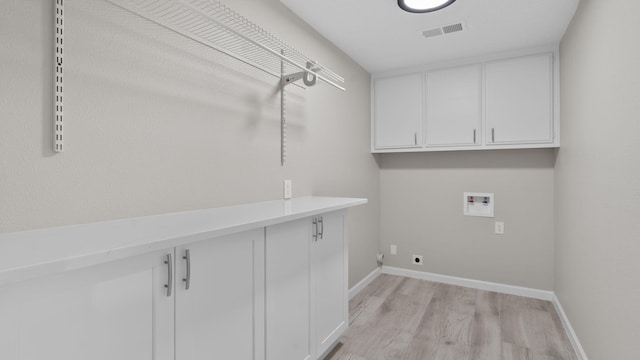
[348, 267, 382, 299]
[552, 294, 589, 360]
[381, 266, 553, 301]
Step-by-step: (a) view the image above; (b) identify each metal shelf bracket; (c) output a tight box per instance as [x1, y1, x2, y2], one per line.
[282, 62, 319, 88]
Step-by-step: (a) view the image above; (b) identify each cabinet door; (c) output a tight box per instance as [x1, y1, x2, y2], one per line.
[485, 54, 554, 144]
[311, 211, 347, 358]
[266, 218, 312, 360]
[175, 229, 263, 360]
[425, 65, 482, 147]
[373, 74, 423, 149]
[0, 250, 174, 360]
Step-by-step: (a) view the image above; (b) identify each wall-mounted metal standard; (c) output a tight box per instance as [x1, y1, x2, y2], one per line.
[105, 0, 345, 165]
[54, 0, 64, 152]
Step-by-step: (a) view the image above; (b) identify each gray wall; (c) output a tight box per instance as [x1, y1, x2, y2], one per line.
[380, 149, 556, 290]
[0, 0, 380, 287]
[557, 0, 640, 358]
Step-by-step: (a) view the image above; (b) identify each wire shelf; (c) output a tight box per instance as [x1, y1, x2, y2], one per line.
[105, 0, 345, 90]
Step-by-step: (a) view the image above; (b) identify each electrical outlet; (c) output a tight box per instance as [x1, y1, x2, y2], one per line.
[283, 180, 292, 199]
[412, 254, 423, 265]
[495, 221, 505, 235]
[390, 245, 397, 255]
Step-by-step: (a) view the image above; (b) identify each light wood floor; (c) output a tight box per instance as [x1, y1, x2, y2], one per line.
[325, 274, 577, 360]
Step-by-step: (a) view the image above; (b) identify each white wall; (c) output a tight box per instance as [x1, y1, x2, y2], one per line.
[379, 149, 556, 290]
[556, 0, 640, 358]
[0, 0, 380, 287]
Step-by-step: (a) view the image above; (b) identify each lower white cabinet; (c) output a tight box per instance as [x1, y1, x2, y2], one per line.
[0, 208, 350, 360]
[311, 211, 347, 358]
[175, 229, 263, 360]
[0, 231, 263, 360]
[266, 217, 313, 360]
[266, 211, 347, 360]
[0, 250, 174, 360]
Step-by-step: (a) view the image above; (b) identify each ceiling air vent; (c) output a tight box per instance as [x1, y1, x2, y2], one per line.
[422, 28, 444, 38]
[442, 22, 464, 34]
[421, 22, 465, 39]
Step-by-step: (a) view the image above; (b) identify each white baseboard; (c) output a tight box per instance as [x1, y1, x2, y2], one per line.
[381, 266, 554, 301]
[348, 267, 382, 299]
[552, 294, 589, 360]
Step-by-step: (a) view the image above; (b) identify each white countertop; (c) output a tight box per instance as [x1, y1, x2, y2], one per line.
[0, 196, 367, 286]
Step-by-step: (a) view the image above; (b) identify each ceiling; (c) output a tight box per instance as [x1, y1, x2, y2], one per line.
[279, 0, 580, 74]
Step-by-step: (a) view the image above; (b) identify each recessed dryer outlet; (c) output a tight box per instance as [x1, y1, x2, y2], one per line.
[464, 192, 494, 218]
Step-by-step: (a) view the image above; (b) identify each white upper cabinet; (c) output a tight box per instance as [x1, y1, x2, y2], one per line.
[425, 65, 482, 147]
[371, 50, 558, 153]
[485, 54, 554, 145]
[373, 74, 423, 149]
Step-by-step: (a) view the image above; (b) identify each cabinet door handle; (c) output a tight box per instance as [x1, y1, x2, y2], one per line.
[164, 253, 173, 297]
[492, 128, 495, 143]
[473, 129, 476, 144]
[182, 249, 191, 290]
[312, 218, 318, 242]
[414, 132, 418, 145]
[318, 217, 324, 240]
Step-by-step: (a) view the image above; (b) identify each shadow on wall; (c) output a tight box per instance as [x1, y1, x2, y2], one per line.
[379, 148, 558, 170]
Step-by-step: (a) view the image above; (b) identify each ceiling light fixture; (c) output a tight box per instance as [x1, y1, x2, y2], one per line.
[398, 0, 457, 13]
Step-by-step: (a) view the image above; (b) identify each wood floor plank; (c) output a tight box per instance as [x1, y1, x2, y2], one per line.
[500, 294, 557, 351]
[325, 275, 578, 360]
[333, 276, 437, 359]
[502, 342, 530, 360]
[403, 283, 476, 360]
[543, 302, 578, 360]
[348, 275, 404, 330]
[470, 290, 502, 360]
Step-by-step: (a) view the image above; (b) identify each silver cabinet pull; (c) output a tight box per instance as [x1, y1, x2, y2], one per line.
[182, 249, 191, 290]
[491, 128, 495, 143]
[318, 217, 324, 240]
[473, 129, 476, 144]
[164, 253, 173, 297]
[414, 132, 418, 145]
[312, 218, 318, 241]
